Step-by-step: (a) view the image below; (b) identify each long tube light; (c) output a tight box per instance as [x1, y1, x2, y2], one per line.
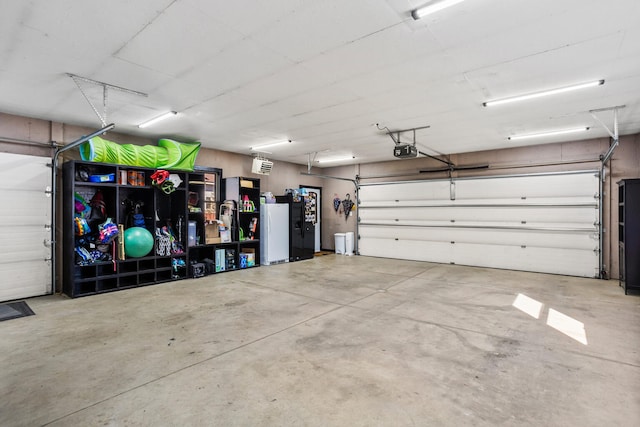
[318, 156, 355, 163]
[484, 80, 604, 107]
[508, 127, 590, 141]
[412, 0, 465, 19]
[138, 111, 177, 128]
[250, 140, 292, 150]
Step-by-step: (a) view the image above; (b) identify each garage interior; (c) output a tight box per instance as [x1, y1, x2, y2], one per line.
[1, 1, 639, 426]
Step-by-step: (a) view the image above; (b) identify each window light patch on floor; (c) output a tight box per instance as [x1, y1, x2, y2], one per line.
[512, 293, 543, 319]
[547, 308, 588, 345]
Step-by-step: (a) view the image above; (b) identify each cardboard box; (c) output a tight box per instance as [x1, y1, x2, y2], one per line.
[205, 223, 221, 244]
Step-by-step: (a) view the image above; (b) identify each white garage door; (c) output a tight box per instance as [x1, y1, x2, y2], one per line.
[358, 171, 601, 278]
[0, 153, 52, 301]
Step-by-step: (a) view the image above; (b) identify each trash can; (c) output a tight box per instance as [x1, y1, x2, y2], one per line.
[345, 232, 354, 256]
[334, 233, 346, 254]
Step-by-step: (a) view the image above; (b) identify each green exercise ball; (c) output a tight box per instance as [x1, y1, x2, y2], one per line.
[124, 227, 154, 258]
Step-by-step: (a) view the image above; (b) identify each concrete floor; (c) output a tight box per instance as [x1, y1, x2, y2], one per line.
[1, 255, 639, 426]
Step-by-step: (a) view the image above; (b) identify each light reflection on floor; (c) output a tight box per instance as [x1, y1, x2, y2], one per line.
[512, 293, 543, 319]
[512, 293, 588, 345]
[547, 308, 588, 345]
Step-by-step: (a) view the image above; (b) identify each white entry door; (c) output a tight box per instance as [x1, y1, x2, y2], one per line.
[358, 171, 601, 278]
[0, 153, 52, 301]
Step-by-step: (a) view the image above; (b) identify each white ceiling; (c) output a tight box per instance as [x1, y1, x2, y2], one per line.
[1, 0, 639, 166]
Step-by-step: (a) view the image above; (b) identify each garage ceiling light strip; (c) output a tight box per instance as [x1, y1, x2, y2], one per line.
[138, 111, 178, 128]
[251, 140, 292, 151]
[508, 127, 590, 141]
[412, 0, 465, 19]
[483, 80, 604, 107]
[317, 156, 356, 163]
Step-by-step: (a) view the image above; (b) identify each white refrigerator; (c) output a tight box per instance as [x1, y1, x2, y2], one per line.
[260, 203, 289, 265]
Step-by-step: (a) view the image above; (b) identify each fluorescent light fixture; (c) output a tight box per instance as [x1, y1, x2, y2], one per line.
[250, 140, 292, 151]
[317, 156, 355, 163]
[483, 80, 604, 107]
[138, 111, 177, 128]
[412, 0, 465, 19]
[508, 127, 589, 141]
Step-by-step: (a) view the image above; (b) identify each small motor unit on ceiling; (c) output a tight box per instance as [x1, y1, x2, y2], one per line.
[252, 158, 273, 175]
[394, 144, 418, 159]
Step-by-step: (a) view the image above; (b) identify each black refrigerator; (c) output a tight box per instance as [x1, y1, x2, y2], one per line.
[276, 194, 315, 261]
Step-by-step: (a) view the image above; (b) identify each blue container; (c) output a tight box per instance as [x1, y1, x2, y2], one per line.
[89, 173, 115, 183]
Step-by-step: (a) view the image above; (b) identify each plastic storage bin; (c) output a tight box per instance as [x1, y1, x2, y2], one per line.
[334, 233, 346, 254]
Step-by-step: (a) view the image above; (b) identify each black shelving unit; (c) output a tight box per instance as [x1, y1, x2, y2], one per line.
[223, 177, 261, 268]
[618, 178, 640, 294]
[62, 161, 256, 298]
[63, 161, 191, 297]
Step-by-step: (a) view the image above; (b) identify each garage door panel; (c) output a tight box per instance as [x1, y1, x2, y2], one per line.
[360, 196, 597, 208]
[455, 173, 599, 199]
[0, 189, 50, 213]
[0, 259, 51, 301]
[358, 237, 453, 264]
[360, 225, 597, 250]
[359, 180, 449, 202]
[358, 234, 597, 277]
[359, 206, 598, 224]
[0, 157, 51, 190]
[361, 219, 595, 230]
[0, 194, 50, 227]
[451, 243, 598, 277]
[358, 171, 600, 278]
[2, 227, 50, 262]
